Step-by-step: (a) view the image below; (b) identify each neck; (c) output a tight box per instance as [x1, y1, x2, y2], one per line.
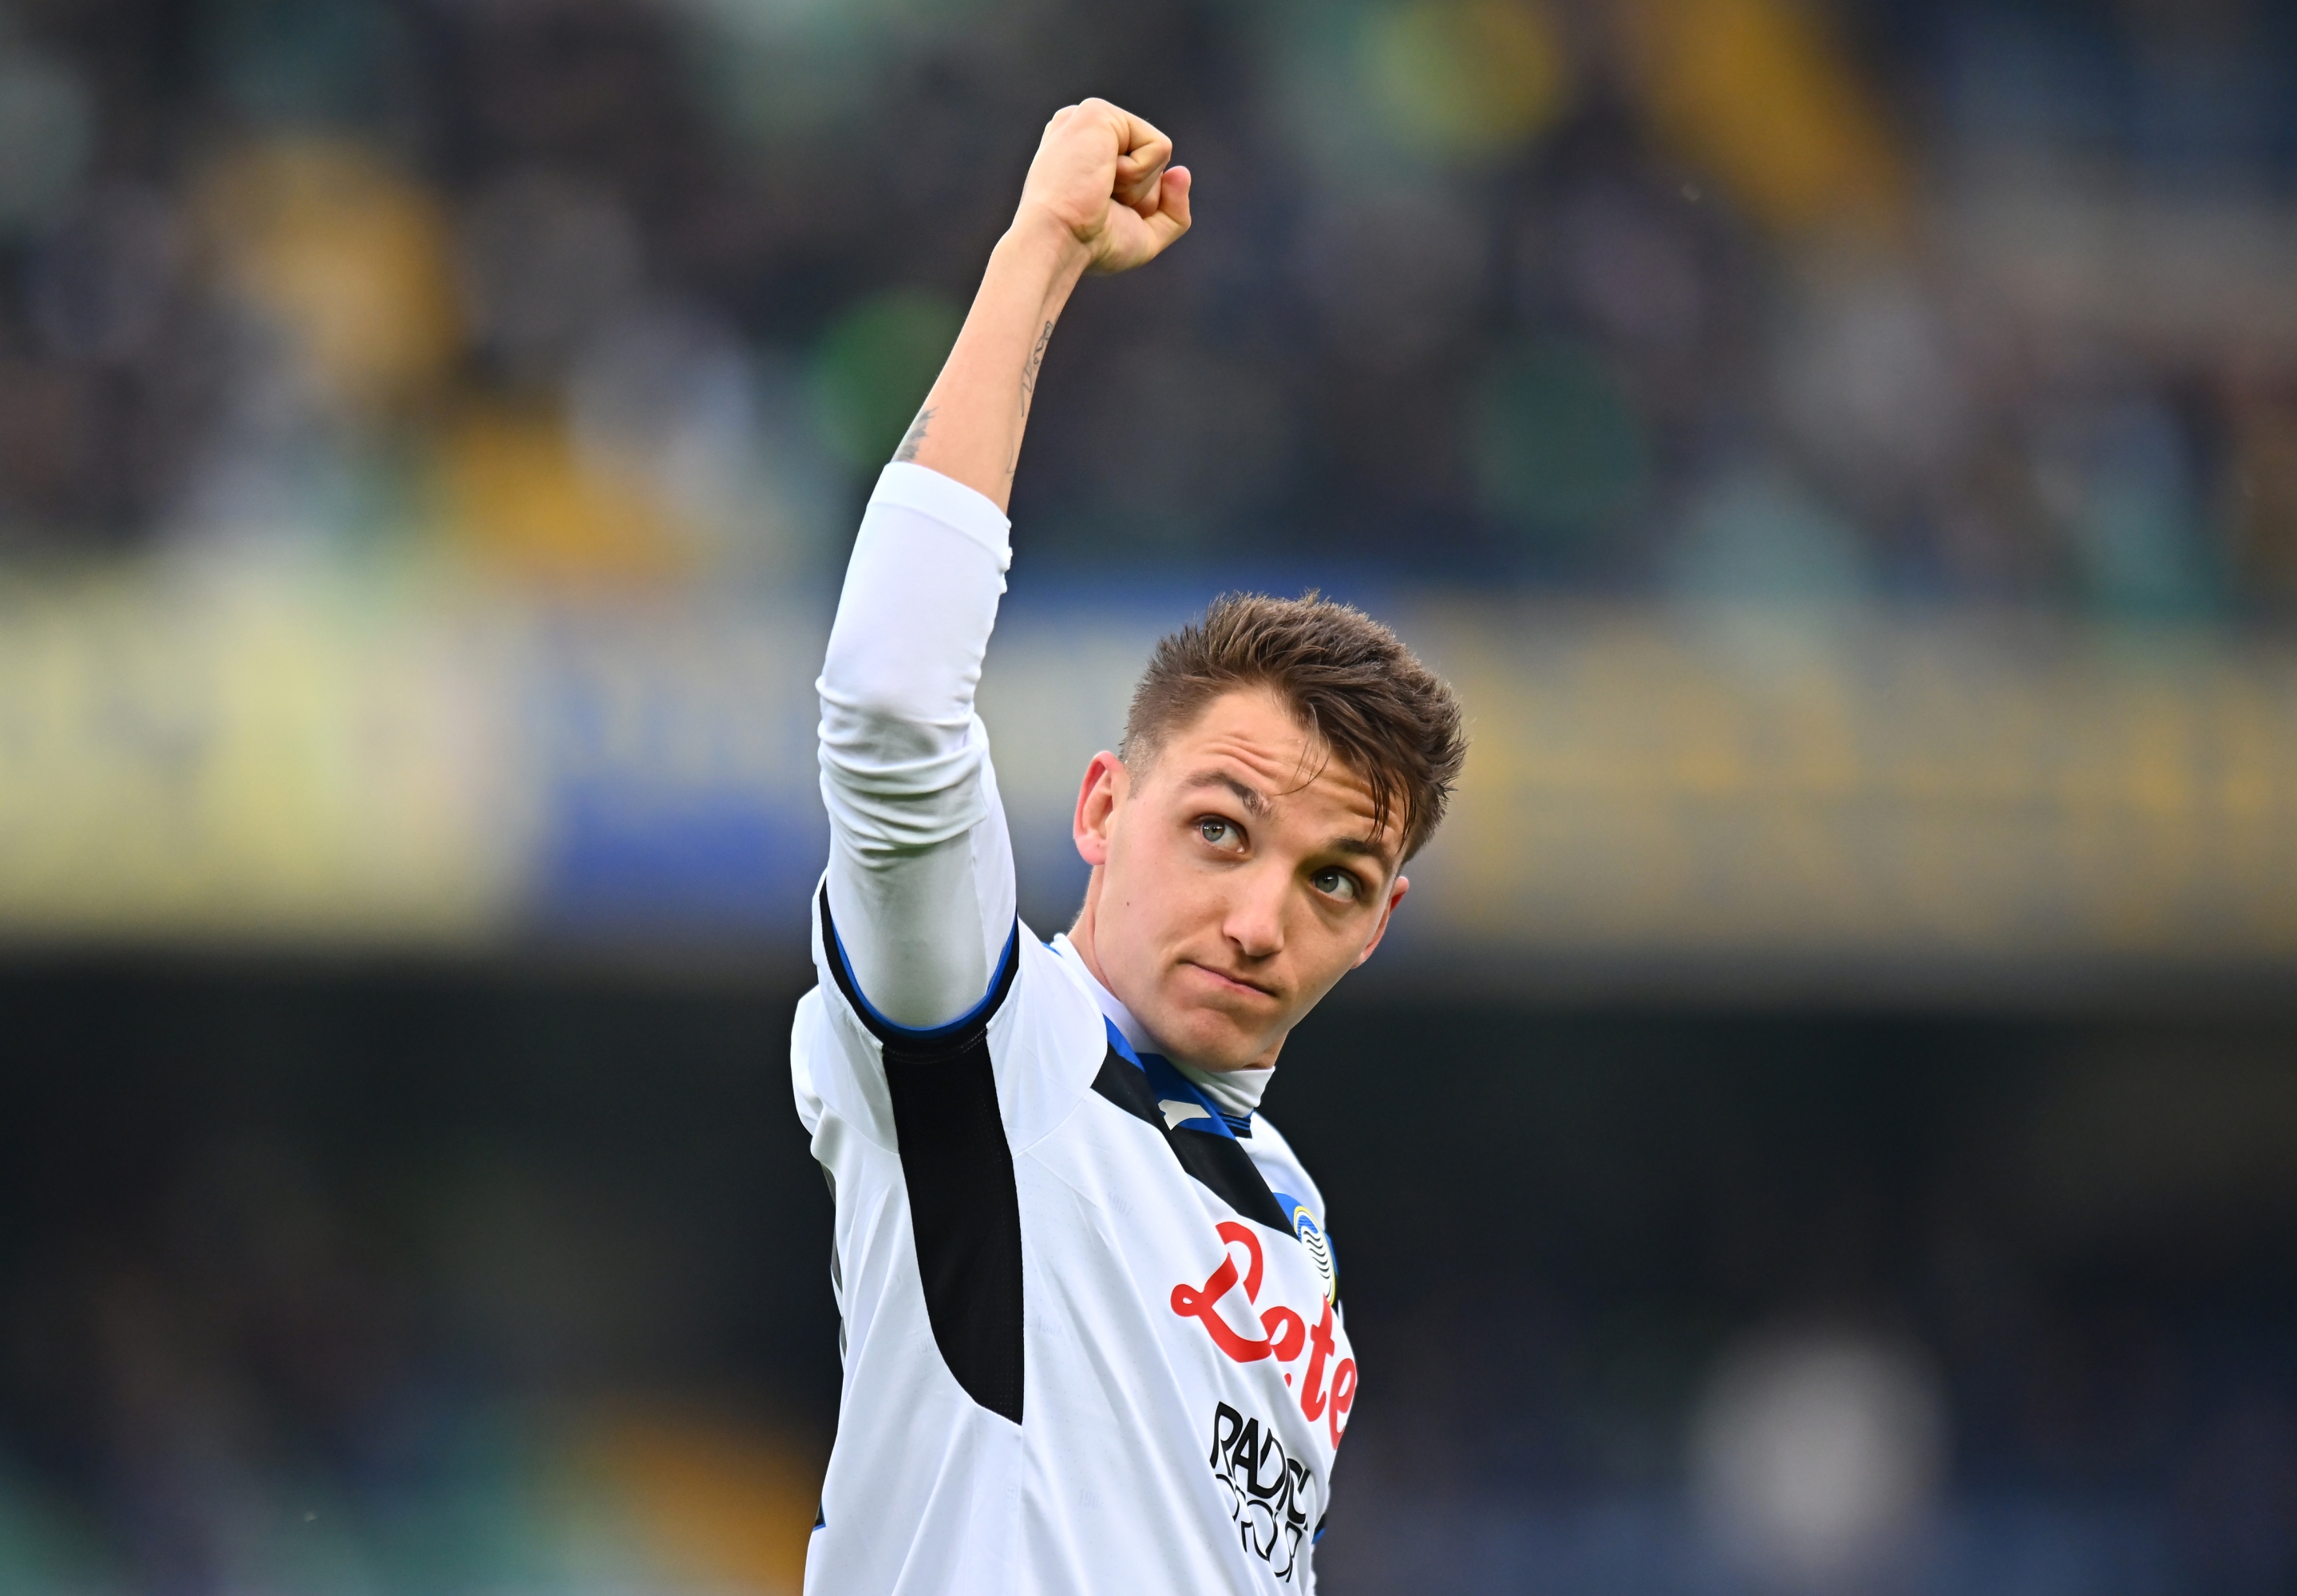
[1065, 865, 1116, 998]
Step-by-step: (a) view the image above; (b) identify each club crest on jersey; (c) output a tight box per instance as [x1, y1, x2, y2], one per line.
[1271, 1191, 1338, 1305]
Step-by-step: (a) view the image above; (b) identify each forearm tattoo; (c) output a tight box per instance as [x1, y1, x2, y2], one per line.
[1010, 320, 1054, 476]
[894, 406, 934, 463]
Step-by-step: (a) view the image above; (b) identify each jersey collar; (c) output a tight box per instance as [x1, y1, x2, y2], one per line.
[1049, 934, 1268, 1135]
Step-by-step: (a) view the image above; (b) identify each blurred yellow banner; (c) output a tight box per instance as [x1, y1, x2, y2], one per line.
[4, 579, 2297, 986]
[1390, 602, 2297, 974]
[0, 573, 531, 946]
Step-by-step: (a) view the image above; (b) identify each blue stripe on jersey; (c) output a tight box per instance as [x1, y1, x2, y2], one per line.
[1103, 1018, 1241, 1142]
[1093, 1017, 1295, 1233]
[829, 918, 1022, 1044]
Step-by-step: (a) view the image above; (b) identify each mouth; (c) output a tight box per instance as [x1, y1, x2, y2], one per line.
[1182, 961, 1279, 1001]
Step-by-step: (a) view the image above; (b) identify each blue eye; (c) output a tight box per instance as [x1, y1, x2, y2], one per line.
[1199, 818, 1241, 848]
[1312, 867, 1360, 901]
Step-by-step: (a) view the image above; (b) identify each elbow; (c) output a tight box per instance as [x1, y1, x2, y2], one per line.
[816, 679, 980, 800]
[817, 683, 962, 764]
[823, 681, 939, 733]
[817, 739, 989, 851]
[816, 633, 959, 728]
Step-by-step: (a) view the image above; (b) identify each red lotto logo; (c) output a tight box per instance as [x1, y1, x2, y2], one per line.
[1171, 1221, 1357, 1448]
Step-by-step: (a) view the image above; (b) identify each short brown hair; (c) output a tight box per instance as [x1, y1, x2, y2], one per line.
[1121, 592, 1467, 863]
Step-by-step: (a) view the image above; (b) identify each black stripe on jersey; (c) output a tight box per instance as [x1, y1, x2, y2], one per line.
[1091, 1045, 1292, 1232]
[819, 888, 1025, 1424]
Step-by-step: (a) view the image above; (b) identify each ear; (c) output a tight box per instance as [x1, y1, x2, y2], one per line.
[1073, 751, 1127, 867]
[1350, 874, 1409, 968]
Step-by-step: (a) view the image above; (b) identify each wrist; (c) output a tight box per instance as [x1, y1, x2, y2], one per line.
[1000, 204, 1094, 290]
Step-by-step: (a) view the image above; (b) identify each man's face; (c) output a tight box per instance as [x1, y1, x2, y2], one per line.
[1070, 685, 1409, 1073]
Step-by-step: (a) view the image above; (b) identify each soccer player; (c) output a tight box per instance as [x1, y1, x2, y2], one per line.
[792, 99, 1467, 1592]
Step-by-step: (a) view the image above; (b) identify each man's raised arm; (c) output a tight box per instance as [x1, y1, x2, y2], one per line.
[895, 101, 1192, 508]
[815, 102, 1190, 1031]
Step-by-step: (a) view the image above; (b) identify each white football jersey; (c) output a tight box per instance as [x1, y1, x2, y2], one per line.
[793, 921, 1354, 1594]
[793, 464, 1357, 1594]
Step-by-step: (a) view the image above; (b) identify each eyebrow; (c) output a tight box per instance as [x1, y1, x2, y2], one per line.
[1180, 769, 1398, 874]
[1331, 836, 1396, 871]
[1180, 770, 1267, 816]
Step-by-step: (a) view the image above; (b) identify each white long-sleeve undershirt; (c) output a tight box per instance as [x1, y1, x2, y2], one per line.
[817, 463, 1018, 1030]
[815, 461, 1271, 1120]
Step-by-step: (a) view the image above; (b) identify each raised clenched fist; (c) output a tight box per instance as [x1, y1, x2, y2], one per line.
[1016, 98, 1192, 275]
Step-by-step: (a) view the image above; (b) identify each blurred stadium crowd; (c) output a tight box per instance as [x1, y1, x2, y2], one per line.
[2, 1, 2297, 1594]
[0, 0, 2287, 606]
[9, 978, 2297, 1595]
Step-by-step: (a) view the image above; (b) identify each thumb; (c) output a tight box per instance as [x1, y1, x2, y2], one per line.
[1145, 165, 1192, 247]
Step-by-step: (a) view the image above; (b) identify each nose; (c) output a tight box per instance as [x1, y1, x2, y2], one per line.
[1221, 860, 1287, 962]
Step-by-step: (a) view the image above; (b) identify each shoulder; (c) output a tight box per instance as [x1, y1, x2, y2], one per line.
[991, 934, 1113, 1148]
[791, 986, 824, 1115]
[790, 980, 898, 1148]
[797, 918, 1112, 1153]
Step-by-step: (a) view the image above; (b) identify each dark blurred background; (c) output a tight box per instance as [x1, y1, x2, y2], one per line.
[2, 0, 2295, 1590]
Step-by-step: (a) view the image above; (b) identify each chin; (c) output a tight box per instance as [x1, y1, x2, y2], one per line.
[1141, 973, 1278, 1065]
[1161, 1009, 1265, 1071]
